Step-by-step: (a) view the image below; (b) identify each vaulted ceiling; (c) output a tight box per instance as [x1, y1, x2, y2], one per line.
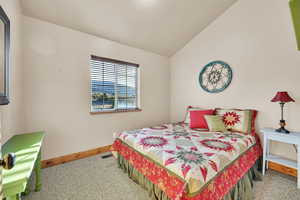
[20, 0, 237, 56]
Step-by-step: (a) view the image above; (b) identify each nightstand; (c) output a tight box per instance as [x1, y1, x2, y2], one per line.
[261, 128, 300, 189]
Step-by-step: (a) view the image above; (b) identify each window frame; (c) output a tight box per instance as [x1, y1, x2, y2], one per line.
[90, 55, 141, 114]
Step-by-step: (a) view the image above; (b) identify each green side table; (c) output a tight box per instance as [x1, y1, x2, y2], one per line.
[2, 132, 45, 200]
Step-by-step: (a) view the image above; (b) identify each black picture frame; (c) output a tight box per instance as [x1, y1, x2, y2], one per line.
[0, 6, 10, 105]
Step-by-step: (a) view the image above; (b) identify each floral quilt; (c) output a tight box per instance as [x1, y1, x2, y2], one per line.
[112, 123, 259, 200]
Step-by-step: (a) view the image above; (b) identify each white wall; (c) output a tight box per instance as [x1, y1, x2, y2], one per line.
[170, 0, 300, 161]
[0, 0, 25, 143]
[22, 16, 170, 160]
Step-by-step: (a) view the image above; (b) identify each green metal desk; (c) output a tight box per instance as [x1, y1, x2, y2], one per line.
[2, 132, 45, 200]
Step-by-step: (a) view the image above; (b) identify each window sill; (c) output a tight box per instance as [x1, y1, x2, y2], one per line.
[90, 108, 142, 115]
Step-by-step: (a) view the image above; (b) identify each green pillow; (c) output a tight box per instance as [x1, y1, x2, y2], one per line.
[204, 115, 227, 132]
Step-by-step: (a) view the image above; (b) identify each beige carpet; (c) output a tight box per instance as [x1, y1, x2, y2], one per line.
[24, 155, 300, 200]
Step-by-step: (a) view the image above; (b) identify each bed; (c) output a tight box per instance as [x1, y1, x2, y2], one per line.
[112, 122, 262, 200]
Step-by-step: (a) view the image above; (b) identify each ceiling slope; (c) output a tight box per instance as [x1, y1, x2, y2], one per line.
[20, 0, 237, 56]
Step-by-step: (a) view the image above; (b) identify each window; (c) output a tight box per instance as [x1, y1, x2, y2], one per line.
[90, 55, 139, 113]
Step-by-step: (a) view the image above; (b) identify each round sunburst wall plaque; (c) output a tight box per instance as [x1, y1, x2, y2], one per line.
[199, 61, 233, 93]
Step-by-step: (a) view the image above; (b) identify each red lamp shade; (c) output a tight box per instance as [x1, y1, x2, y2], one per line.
[271, 91, 295, 103]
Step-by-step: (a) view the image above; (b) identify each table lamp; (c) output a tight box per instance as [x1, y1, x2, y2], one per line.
[271, 91, 295, 134]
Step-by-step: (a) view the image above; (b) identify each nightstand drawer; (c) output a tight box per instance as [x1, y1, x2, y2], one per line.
[262, 128, 300, 145]
[267, 133, 299, 145]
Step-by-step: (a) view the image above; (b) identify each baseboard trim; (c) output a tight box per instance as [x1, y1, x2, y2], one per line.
[42, 145, 112, 168]
[268, 161, 297, 177]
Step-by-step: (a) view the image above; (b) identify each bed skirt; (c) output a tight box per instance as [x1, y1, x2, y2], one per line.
[117, 154, 262, 200]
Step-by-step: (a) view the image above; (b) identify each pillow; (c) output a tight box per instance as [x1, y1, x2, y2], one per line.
[204, 115, 227, 132]
[250, 110, 258, 135]
[184, 106, 203, 124]
[215, 108, 256, 135]
[189, 109, 215, 129]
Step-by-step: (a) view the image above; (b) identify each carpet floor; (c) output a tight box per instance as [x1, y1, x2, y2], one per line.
[24, 154, 300, 200]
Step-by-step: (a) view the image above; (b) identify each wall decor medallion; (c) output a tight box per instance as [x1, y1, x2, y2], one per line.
[199, 61, 232, 93]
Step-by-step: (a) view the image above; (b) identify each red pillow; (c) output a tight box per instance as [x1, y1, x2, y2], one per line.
[190, 110, 215, 129]
[250, 110, 258, 135]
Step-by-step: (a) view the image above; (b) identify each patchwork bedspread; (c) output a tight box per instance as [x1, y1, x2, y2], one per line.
[112, 123, 261, 200]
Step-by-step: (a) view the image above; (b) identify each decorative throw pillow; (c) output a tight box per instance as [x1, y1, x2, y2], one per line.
[189, 109, 215, 129]
[215, 108, 256, 135]
[204, 115, 228, 132]
[184, 106, 203, 124]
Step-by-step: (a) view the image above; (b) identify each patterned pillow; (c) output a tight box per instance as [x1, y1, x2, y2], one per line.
[215, 108, 256, 135]
[204, 115, 228, 132]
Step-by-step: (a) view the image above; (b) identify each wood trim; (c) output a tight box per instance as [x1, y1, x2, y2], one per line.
[41, 146, 297, 177]
[268, 161, 297, 177]
[91, 55, 139, 67]
[90, 108, 142, 115]
[42, 145, 112, 168]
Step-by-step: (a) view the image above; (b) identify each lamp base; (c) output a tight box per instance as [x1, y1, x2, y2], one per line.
[276, 127, 290, 134]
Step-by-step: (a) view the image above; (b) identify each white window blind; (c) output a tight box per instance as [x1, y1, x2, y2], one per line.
[90, 55, 139, 112]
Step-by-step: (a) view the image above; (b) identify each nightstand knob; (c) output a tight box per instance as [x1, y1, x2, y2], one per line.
[0, 153, 16, 170]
